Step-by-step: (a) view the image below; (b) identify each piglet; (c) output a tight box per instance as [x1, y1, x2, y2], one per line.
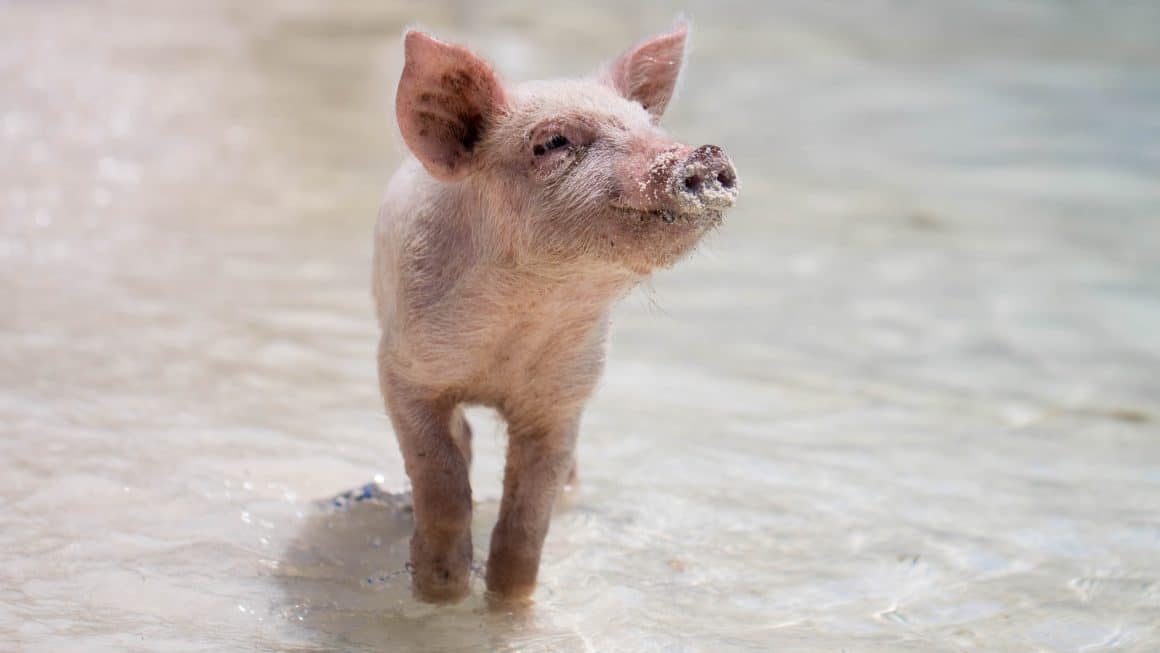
[373, 22, 738, 603]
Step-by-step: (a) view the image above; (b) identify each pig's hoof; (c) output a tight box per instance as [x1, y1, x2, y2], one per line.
[483, 579, 537, 608]
[410, 534, 473, 603]
[484, 558, 538, 604]
[412, 567, 471, 603]
[412, 577, 470, 603]
[484, 587, 535, 612]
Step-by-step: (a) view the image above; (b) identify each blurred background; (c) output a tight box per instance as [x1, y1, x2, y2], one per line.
[2, 1, 1158, 651]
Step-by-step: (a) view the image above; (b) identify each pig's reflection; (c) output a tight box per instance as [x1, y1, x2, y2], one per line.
[273, 485, 570, 652]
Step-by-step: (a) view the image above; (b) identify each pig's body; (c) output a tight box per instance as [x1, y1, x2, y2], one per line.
[373, 26, 737, 603]
[374, 158, 636, 406]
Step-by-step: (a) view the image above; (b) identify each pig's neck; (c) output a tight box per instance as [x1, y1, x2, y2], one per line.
[460, 178, 646, 304]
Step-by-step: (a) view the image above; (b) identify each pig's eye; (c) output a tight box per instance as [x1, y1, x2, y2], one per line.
[533, 134, 570, 156]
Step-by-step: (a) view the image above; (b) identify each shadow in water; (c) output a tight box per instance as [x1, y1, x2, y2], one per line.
[271, 484, 580, 653]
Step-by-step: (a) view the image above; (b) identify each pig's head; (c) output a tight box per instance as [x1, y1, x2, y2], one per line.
[396, 23, 738, 274]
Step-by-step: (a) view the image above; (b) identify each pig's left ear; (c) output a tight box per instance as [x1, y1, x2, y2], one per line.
[607, 22, 688, 120]
[396, 31, 507, 181]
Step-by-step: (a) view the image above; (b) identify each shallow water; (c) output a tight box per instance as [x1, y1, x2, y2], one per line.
[3, 1, 1159, 651]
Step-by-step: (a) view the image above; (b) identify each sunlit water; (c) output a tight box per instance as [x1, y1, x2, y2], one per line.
[3, 1, 1159, 651]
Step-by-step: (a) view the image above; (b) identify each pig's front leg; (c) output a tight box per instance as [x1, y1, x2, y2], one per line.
[486, 413, 579, 600]
[381, 372, 473, 602]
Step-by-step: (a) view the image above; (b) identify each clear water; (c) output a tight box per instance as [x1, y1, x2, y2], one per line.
[3, 1, 1159, 651]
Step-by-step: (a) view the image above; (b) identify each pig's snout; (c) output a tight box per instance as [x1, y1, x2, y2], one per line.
[613, 143, 738, 221]
[669, 145, 738, 215]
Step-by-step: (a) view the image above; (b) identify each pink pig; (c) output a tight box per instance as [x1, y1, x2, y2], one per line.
[374, 21, 738, 603]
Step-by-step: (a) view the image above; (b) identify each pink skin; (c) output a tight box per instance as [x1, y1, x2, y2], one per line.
[374, 22, 738, 604]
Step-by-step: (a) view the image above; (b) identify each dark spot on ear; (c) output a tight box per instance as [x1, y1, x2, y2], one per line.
[415, 110, 440, 129]
[440, 70, 477, 94]
[399, 46, 504, 180]
[414, 109, 484, 153]
[460, 113, 482, 150]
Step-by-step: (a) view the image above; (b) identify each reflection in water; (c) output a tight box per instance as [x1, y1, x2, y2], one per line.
[274, 485, 597, 651]
[3, 0, 1159, 651]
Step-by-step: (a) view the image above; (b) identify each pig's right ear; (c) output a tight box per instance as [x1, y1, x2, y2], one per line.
[607, 23, 688, 120]
[396, 31, 507, 182]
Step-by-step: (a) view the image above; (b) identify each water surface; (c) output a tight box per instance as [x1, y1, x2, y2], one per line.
[3, 1, 1159, 651]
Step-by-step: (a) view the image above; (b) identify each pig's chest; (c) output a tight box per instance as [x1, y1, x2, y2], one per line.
[446, 271, 632, 401]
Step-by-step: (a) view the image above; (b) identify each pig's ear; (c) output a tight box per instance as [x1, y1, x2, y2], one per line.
[607, 22, 688, 120]
[396, 31, 507, 181]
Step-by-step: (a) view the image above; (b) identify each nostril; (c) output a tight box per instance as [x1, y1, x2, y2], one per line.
[717, 171, 735, 189]
[683, 174, 702, 193]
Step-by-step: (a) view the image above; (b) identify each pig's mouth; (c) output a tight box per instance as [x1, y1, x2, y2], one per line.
[611, 205, 725, 228]
[596, 204, 727, 273]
